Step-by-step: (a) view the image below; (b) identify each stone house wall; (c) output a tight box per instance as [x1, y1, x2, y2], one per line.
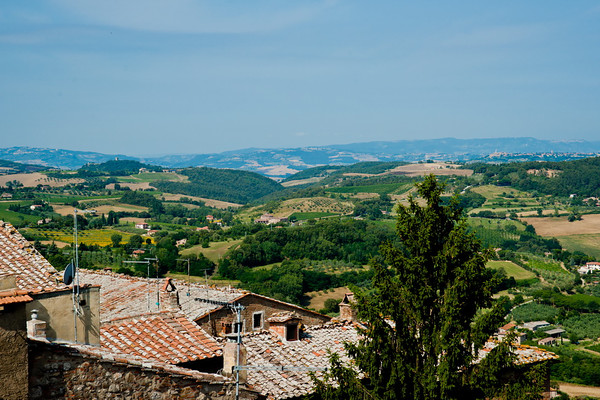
[28, 341, 262, 400]
[0, 302, 29, 400]
[197, 294, 330, 336]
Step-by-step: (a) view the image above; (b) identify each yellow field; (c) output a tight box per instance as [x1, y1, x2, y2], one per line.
[29, 228, 138, 246]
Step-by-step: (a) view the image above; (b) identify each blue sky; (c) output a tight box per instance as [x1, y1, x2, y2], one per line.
[1, 1, 599, 156]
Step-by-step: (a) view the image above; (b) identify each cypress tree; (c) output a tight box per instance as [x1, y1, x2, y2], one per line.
[315, 175, 546, 399]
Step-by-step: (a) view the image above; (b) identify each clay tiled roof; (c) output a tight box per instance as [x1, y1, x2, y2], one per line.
[244, 323, 558, 400]
[478, 341, 558, 365]
[79, 269, 246, 322]
[243, 322, 360, 400]
[0, 288, 33, 305]
[0, 221, 64, 291]
[101, 312, 222, 365]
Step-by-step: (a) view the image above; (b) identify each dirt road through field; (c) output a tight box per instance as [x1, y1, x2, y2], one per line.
[559, 382, 600, 397]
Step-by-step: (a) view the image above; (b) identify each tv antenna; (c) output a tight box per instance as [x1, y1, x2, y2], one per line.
[71, 209, 82, 343]
[194, 297, 328, 400]
[177, 258, 211, 297]
[122, 257, 159, 310]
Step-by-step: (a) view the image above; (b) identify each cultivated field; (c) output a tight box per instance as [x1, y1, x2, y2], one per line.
[306, 286, 350, 311]
[281, 176, 325, 187]
[53, 203, 148, 216]
[0, 172, 83, 187]
[27, 228, 137, 246]
[180, 239, 243, 263]
[281, 197, 354, 215]
[556, 234, 600, 259]
[522, 214, 600, 236]
[387, 162, 473, 177]
[105, 182, 152, 190]
[471, 185, 532, 200]
[161, 193, 242, 209]
[487, 260, 536, 280]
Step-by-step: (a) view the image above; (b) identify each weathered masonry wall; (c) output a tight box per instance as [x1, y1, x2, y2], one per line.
[29, 341, 262, 400]
[0, 302, 29, 400]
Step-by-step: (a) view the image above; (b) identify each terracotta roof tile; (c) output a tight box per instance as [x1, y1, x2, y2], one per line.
[244, 323, 559, 400]
[79, 269, 245, 322]
[0, 221, 64, 291]
[0, 288, 33, 305]
[101, 312, 222, 365]
[243, 322, 360, 400]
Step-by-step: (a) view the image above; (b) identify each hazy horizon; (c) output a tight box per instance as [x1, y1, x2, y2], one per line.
[2, 2, 599, 156]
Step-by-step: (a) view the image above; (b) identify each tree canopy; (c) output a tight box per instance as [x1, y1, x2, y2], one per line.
[315, 175, 549, 400]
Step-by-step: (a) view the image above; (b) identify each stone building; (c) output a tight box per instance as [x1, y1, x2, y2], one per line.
[78, 269, 330, 337]
[0, 221, 261, 399]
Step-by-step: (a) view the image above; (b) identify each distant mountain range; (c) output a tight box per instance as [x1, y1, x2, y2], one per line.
[2, 138, 600, 178]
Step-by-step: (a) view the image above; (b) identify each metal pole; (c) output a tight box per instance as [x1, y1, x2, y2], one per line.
[73, 209, 79, 343]
[235, 304, 242, 400]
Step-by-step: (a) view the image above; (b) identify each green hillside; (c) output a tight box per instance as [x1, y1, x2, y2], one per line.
[151, 167, 284, 204]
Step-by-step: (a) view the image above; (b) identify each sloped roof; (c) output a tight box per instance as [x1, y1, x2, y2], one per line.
[78, 269, 246, 322]
[0, 288, 33, 305]
[478, 341, 558, 365]
[101, 311, 222, 365]
[0, 221, 64, 291]
[243, 322, 360, 400]
[244, 322, 558, 400]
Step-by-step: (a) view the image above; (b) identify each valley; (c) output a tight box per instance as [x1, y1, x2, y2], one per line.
[2, 155, 600, 392]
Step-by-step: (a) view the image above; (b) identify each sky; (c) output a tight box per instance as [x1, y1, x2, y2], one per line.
[1, 1, 599, 156]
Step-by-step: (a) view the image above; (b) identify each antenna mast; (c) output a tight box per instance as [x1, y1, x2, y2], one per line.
[72, 209, 81, 343]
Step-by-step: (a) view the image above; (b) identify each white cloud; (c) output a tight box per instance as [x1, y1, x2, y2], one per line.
[50, 0, 336, 34]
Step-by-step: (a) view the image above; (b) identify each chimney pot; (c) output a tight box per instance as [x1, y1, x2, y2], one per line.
[27, 310, 47, 339]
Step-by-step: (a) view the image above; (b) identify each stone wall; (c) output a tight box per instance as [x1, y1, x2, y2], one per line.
[0, 302, 29, 400]
[197, 294, 330, 336]
[29, 341, 262, 400]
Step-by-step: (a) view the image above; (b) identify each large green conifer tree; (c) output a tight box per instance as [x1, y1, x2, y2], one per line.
[314, 175, 547, 400]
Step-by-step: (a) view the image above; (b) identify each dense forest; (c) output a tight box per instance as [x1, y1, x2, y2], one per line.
[151, 167, 283, 204]
[284, 161, 408, 182]
[219, 219, 397, 278]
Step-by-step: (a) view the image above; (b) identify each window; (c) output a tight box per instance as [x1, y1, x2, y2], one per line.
[253, 312, 264, 330]
[222, 322, 232, 335]
[222, 321, 243, 334]
[286, 323, 299, 341]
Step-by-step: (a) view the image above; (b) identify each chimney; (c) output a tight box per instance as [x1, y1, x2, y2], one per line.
[339, 293, 357, 323]
[27, 309, 47, 339]
[159, 278, 180, 312]
[222, 334, 247, 381]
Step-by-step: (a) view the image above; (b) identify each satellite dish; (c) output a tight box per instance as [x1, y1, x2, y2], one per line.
[63, 261, 74, 285]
